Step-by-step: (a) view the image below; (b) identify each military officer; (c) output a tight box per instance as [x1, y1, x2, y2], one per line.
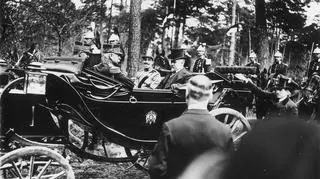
[134, 49, 161, 89]
[246, 51, 260, 74]
[268, 51, 287, 77]
[307, 46, 320, 78]
[236, 74, 298, 121]
[192, 45, 212, 73]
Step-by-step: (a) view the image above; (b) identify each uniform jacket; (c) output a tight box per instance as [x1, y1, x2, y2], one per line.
[148, 109, 234, 179]
[134, 69, 161, 89]
[308, 58, 320, 78]
[268, 63, 287, 77]
[157, 68, 191, 89]
[246, 81, 298, 120]
[192, 58, 212, 73]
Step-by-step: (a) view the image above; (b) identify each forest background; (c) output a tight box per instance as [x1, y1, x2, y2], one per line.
[1, 0, 320, 81]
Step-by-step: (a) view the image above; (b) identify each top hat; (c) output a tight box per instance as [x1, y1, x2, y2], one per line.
[168, 48, 190, 62]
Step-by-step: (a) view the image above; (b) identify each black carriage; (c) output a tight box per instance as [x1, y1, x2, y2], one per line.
[0, 56, 255, 178]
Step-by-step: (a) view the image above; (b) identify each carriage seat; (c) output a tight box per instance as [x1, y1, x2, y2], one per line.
[42, 56, 85, 75]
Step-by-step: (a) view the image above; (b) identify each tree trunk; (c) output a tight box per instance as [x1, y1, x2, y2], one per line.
[229, 0, 237, 66]
[255, 0, 269, 69]
[127, 0, 141, 77]
[173, 18, 180, 48]
[57, 33, 62, 56]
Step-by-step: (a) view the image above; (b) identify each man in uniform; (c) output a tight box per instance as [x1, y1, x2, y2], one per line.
[268, 51, 287, 77]
[236, 74, 298, 121]
[307, 46, 320, 79]
[246, 51, 260, 74]
[157, 49, 192, 89]
[192, 44, 212, 73]
[148, 75, 234, 179]
[93, 44, 133, 88]
[134, 50, 161, 89]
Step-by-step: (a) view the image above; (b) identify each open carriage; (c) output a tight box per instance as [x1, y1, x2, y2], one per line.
[0, 56, 255, 178]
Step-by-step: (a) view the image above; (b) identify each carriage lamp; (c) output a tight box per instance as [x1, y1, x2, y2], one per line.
[24, 72, 47, 95]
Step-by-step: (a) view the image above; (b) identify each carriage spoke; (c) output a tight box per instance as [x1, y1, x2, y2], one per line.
[36, 159, 52, 179]
[28, 155, 35, 179]
[227, 117, 237, 128]
[224, 114, 229, 124]
[10, 161, 23, 179]
[49, 171, 66, 179]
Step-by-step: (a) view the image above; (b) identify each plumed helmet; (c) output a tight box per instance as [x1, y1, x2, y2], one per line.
[313, 47, 320, 54]
[249, 51, 257, 58]
[274, 51, 282, 58]
[197, 45, 206, 52]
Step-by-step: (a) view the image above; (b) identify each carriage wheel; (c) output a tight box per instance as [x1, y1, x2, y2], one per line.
[0, 146, 74, 179]
[124, 147, 151, 172]
[210, 107, 251, 145]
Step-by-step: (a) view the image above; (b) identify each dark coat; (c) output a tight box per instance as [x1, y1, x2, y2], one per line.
[308, 58, 320, 78]
[148, 109, 234, 179]
[157, 68, 192, 89]
[246, 81, 298, 120]
[268, 63, 287, 77]
[223, 119, 320, 179]
[192, 58, 212, 73]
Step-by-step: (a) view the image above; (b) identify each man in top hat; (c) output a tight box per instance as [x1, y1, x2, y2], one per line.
[134, 49, 162, 89]
[307, 46, 320, 79]
[148, 75, 233, 179]
[268, 51, 287, 77]
[157, 49, 192, 89]
[192, 44, 212, 73]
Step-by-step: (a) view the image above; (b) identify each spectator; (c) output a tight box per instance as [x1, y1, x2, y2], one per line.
[193, 44, 212, 73]
[154, 44, 171, 77]
[148, 75, 234, 179]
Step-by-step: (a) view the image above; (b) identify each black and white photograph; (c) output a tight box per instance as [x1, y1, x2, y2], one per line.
[1, 0, 320, 178]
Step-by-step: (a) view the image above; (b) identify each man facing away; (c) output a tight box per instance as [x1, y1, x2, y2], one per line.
[148, 75, 234, 179]
[134, 49, 161, 89]
[157, 48, 192, 89]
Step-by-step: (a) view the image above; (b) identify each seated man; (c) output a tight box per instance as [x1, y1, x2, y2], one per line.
[93, 44, 133, 88]
[157, 49, 192, 89]
[134, 50, 161, 89]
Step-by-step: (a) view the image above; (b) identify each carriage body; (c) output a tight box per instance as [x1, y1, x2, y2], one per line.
[1, 56, 255, 153]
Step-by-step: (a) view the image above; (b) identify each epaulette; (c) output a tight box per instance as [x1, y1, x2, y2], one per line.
[283, 63, 288, 67]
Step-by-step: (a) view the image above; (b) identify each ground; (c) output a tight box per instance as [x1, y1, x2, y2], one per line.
[68, 149, 150, 179]
[72, 159, 149, 179]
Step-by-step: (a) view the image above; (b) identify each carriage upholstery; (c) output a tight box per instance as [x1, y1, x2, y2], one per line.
[42, 56, 86, 74]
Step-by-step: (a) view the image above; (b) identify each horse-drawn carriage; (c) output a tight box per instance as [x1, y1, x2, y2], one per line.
[0, 56, 255, 178]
